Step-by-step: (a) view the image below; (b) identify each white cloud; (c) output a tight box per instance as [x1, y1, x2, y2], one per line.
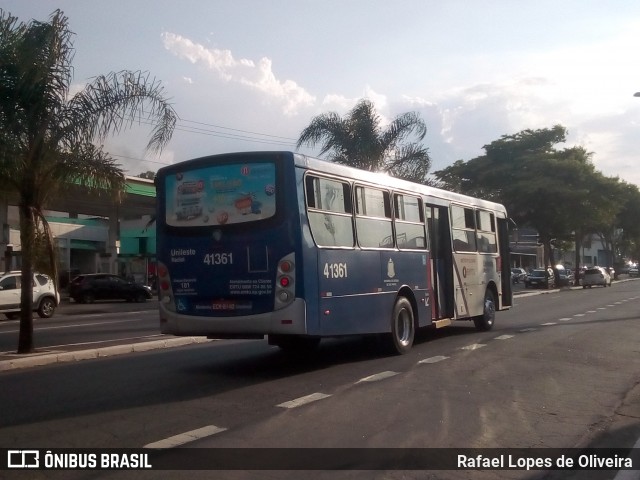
[162, 32, 315, 115]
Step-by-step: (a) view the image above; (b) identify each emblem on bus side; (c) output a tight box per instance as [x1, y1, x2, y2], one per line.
[387, 258, 396, 279]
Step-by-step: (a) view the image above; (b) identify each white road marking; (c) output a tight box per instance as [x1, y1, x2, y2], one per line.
[541, 322, 557, 326]
[144, 425, 227, 449]
[356, 371, 399, 383]
[461, 343, 486, 351]
[418, 355, 449, 364]
[558, 318, 572, 322]
[519, 328, 537, 332]
[494, 335, 514, 340]
[574, 314, 585, 317]
[277, 392, 331, 409]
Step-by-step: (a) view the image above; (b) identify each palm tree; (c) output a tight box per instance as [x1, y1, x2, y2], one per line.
[0, 10, 177, 353]
[296, 99, 432, 184]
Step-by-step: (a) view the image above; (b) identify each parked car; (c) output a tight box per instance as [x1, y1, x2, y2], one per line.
[582, 267, 612, 288]
[524, 268, 556, 289]
[511, 267, 526, 283]
[0, 271, 60, 319]
[555, 265, 574, 287]
[68, 273, 153, 303]
[630, 265, 639, 277]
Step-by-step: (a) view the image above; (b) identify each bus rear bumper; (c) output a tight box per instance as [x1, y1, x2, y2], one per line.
[159, 298, 308, 338]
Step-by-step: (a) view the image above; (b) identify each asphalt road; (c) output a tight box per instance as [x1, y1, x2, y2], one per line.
[1, 280, 640, 480]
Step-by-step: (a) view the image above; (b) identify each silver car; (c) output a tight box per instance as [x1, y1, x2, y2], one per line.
[0, 271, 61, 319]
[582, 267, 612, 288]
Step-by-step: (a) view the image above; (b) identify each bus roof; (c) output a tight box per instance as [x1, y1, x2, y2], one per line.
[158, 150, 507, 217]
[292, 152, 507, 216]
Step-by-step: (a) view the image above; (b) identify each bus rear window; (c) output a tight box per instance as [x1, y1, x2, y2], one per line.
[164, 162, 277, 227]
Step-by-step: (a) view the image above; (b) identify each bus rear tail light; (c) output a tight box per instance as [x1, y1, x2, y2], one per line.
[275, 253, 295, 311]
[156, 261, 175, 310]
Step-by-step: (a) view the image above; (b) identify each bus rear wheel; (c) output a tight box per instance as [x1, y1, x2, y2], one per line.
[473, 289, 495, 331]
[387, 297, 415, 355]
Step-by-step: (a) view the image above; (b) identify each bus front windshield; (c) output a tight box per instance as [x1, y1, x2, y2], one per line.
[164, 162, 277, 227]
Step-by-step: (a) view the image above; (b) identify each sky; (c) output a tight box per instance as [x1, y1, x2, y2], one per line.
[4, 0, 640, 186]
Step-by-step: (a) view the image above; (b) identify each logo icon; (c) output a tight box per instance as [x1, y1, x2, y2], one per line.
[8, 450, 39, 469]
[387, 258, 396, 278]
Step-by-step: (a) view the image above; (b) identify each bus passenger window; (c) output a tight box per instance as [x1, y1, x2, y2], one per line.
[476, 210, 497, 253]
[355, 186, 393, 249]
[451, 205, 477, 252]
[305, 176, 354, 247]
[394, 194, 426, 250]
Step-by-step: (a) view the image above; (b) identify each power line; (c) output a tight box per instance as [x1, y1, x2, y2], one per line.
[111, 116, 302, 170]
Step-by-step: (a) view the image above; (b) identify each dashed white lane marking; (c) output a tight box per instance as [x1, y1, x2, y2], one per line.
[144, 425, 227, 449]
[277, 392, 332, 409]
[357, 371, 399, 383]
[419, 355, 449, 364]
[559, 318, 572, 321]
[494, 335, 514, 340]
[586, 310, 597, 313]
[574, 314, 585, 317]
[461, 343, 486, 351]
[541, 322, 557, 326]
[519, 328, 537, 332]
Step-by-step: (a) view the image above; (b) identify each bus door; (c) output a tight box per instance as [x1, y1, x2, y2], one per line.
[425, 204, 454, 320]
[497, 217, 513, 307]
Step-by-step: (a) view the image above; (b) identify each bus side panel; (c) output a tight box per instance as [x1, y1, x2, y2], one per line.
[316, 249, 430, 336]
[317, 249, 386, 335]
[379, 251, 430, 328]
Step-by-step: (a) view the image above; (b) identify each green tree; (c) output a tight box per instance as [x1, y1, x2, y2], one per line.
[433, 126, 619, 270]
[137, 170, 156, 180]
[0, 10, 177, 353]
[296, 98, 433, 184]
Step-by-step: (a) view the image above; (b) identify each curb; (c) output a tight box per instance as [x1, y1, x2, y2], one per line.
[0, 336, 212, 372]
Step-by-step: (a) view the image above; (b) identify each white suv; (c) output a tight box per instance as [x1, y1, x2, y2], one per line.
[0, 271, 61, 319]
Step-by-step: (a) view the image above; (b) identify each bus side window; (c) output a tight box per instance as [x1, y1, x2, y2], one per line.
[394, 194, 426, 250]
[476, 210, 497, 253]
[451, 205, 477, 252]
[355, 186, 393, 249]
[305, 176, 354, 248]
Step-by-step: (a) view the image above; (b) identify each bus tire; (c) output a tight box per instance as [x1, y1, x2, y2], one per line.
[473, 289, 495, 331]
[388, 296, 415, 355]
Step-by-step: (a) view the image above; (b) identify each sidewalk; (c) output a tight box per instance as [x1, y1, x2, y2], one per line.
[0, 335, 212, 372]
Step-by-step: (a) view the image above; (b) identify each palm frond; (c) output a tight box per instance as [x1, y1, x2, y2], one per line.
[67, 70, 177, 153]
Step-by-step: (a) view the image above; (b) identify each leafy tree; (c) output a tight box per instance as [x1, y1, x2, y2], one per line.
[137, 170, 156, 180]
[296, 99, 433, 184]
[0, 10, 177, 353]
[433, 126, 619, 271]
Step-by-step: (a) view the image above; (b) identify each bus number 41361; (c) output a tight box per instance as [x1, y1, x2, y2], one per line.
[204, 253, 233, 265]
[324, 262, 348, 279]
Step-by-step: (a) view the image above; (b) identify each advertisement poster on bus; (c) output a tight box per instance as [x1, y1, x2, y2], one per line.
[164, 163, 276, 227]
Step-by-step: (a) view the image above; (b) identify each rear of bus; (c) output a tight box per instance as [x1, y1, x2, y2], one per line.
[155, 152, 307, 340]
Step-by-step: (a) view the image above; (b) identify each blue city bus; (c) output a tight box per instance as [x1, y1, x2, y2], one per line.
[155, 151, 512, 354]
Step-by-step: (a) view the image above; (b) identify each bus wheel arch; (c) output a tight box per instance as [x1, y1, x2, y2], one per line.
[473, 286, 497, 331]
[387, 293, 416, 355]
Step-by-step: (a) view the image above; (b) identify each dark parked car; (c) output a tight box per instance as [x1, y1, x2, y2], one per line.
[68, 274, 152, 303]
[555, 265, 574, 287]
[524, 268, 556, 289]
